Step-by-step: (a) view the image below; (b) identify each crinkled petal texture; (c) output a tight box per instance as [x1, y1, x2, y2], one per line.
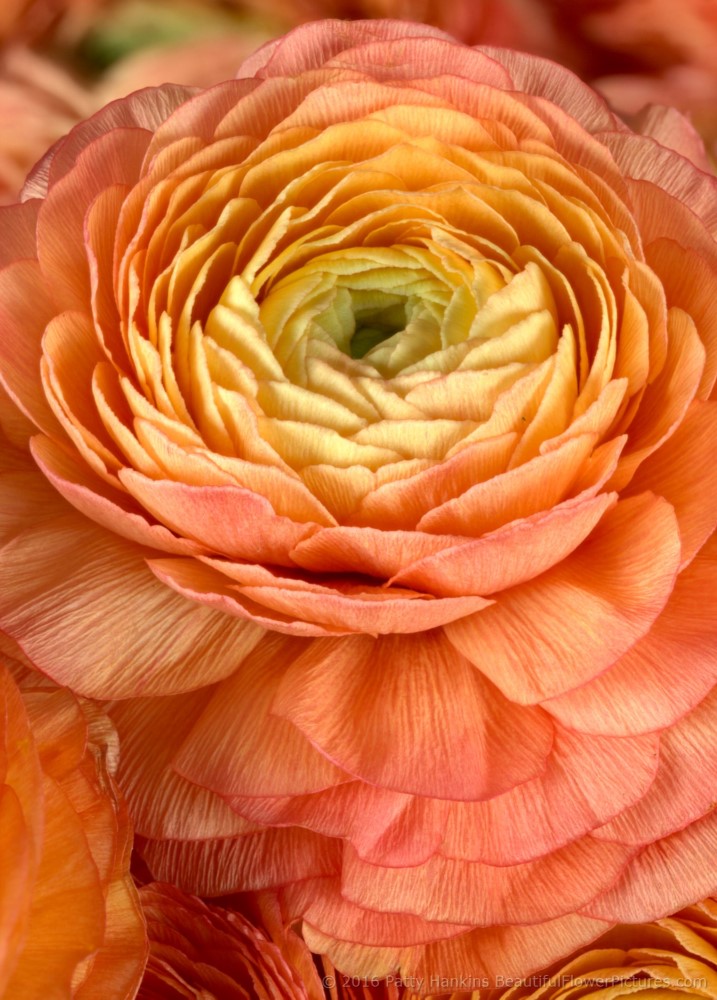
[3, 17, 717, 983]
[0, 661, 146, 999]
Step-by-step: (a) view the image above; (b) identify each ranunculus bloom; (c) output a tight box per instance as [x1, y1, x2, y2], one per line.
[137, 884, 323, 999]
[2, 17, 717, 981]
[0, 657, 146, 997]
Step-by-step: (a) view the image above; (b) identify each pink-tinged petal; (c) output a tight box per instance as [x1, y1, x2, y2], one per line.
[581, 812, 717, 923]
[172, 634, 350, 799]
[418, 433, 597, 536]
[483, 47, 621, 134]
[544, 533, 717, 736]
[23, 85, 192, 200]
[284, 879, 472, 948]
[350, 432, 518, 531]
[0, 509, 262, 698]
[225, 784, 449, 870]
[236, 21, 457, 80]
[272, 632, 554, 801]
[226, 579, 491, 634]
[0, 199, 39, 268]
[446, 494, 681, 704]
[391, 492, 617, 597]
[0, 260, 61, 437]
[632, 104, 712, 172]
[439, 726, 660, 866]
[648, 238, 717, 401]
[609, 307, 706, 491]
[624, 400, 717, 568]
[593, 686, 717, 846]
[341, 837, 636, 926]
[120, 469, 318, 565]
[600, 129, 717, 235]
[406, 914, 611, 985]
[108, 690, 256, 841]
[30, 435, 203, 556]
[36, 128, 153, 313]
[289, 525, 464, 579]
[146, 557, 348, 637]
[139, 828, 341, 897]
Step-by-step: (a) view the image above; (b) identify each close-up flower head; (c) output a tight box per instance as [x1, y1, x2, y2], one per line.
[1, 6, 717, 997]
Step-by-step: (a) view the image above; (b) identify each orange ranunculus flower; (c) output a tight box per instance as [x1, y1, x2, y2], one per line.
[0, 657, 146, 997]
[137, 884, 324, 999]
[2, 17, 717, 981]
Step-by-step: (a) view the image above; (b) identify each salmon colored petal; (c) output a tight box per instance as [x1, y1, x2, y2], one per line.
[544, 534, 717, 735]
[624, 400, 717, 568]
[406, 913, 611, 985]
[30, 435, 203, 555]
[272, 632, 554, 801]
[446, 494, 681, 704]
[340, 838, 636, 926]
[0, 260, 61, 437]
[139, 828, 342, 897]
[581, 812, 717, 923]
[120, 469, 319, 565]
[172, 634, 350, 799]
[148, 554, 492, 635]
[439, 726, 660, 866]
[284, 878, 472, 948]
[391, 492, 617, 597]
[109, 690, 256, 841]
[0, 509, 262, 698]
[592, 686, 717, 846]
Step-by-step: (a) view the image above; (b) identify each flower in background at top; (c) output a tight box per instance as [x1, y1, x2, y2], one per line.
[1, 17, 717, 982]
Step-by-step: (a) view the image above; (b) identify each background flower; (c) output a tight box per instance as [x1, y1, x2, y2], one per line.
[0, 655, 146, 998]
[1, 16, 717, 983]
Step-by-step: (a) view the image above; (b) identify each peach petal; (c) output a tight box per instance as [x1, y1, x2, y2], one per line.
[120, 469, 319, 565]
[581, 812, 717, 923]
[227, 578, 492, 633]
[272, 632, 554, 801]
[350, 431, 518, 530]
[544, 534, 717, 736]
[625, 400, 717, 568]
[224, 784, 450, 870]
[418, 433, 597, 536]
[447, 494, 681, 704]
[237, 21, 457, 80]
[405, 913, 611, 985]
[172, 634, 350, 799]
[146, 557, 347, 637]
[283, 878, 472, 948]
[392, 492, 617, 597]
[648, 238, 717, 400]
[439, 726, 660, 866]
[290, 524, 463, 578]
[30, 435, 203, 556]
[600, 130, 717, 236]
[36, 128, 152, 313]
[340, 837, 636, 926]
[0, 259, 61, 437]
[592, 687, 717, 846]
[0, 510, 262, 698]
[139, 828, 342, 897]
[23, 85, 192, 200]
[109, 690, 257, 841]
[633, 104, 712, 172]
[610, 307, 706, 491]
[0, 199, 39, 268]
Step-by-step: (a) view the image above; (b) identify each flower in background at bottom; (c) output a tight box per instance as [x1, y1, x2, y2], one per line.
[0, 658, 146, 998]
